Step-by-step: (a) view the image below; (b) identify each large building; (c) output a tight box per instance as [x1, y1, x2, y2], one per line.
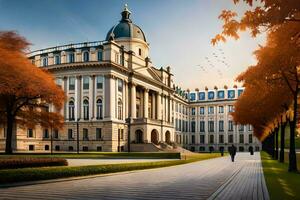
[0, 5, 260, 152]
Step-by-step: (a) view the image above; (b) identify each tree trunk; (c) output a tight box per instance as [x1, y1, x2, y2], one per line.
[279, 122, 286, 163]
[275, 128, 279, 160]
[5, 113, 14, 154]
[271, 132, 275, 159]
[289, 95, 298, 172]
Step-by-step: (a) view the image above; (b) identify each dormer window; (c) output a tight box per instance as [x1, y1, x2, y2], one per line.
[54, 55, 60, 65]
[69, 53, 75, 63]
[83, 51, 89, 62]
[98, 51, 103, 61]
[42, 57, 48, 67]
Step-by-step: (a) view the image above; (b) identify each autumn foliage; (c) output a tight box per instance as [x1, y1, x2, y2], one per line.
[214, 0, 300, 172]
[0, 31, 65, 154]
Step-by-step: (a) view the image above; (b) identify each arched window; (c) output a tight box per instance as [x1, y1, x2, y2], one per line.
[69, 53, 75, 63]
[68, 101, 75, 121]
[98, 50, 103, 61]
[96, 99, 103, 119]
[42, 57, 48, 66]
[83, 51, 89, 62]
[55, 55, 60, 65]
[118, 99, 123, 120]
[83, 99, 89, 120]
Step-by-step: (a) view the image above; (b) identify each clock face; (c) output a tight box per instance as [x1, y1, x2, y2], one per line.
[218, 91, 224, 99]
[228, 90, 235, 98]
[208, 91, 214, 99]
[199, 92, 205, 100]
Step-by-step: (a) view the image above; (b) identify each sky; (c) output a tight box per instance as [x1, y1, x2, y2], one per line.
[0, 0, 266, 90]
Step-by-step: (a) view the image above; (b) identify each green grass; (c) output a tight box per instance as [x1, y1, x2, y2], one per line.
[0, 153, 222, 185]
[261, 151, 300, 200]
[0, 152, 180, 159]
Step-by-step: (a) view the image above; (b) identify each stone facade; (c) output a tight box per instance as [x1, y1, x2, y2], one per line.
[0, 5, 260, 153]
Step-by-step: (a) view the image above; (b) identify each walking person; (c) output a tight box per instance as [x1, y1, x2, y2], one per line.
[229, 144, 237, 162]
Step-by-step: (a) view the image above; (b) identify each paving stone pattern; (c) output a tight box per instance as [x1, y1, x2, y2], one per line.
[0, 153, 269, 200]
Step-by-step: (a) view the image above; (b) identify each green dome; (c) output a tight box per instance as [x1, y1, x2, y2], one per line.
[106, 5, 146, 42]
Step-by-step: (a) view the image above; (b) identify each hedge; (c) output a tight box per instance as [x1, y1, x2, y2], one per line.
[0, 158, 68, 169]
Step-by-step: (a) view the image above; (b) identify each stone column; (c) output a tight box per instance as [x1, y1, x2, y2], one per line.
[144, 88, 149, 118]
[63, 76, 67, 120]
[90, 75, 95, 120]
[104, 74, 116, 119]
[156, 92, 162, 120]
[152, 93, 156, 119]
[161, 95, 165, 121]
[131, 83, 136, 118]
[75, 75, 81, 120]
[170, 97, 173, 123]
[125, 81, 129, 119]
[166, 96, 169, 122]
[122, 80, 126, 120]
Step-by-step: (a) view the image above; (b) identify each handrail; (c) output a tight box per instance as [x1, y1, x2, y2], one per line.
[27, 40, 106, 57]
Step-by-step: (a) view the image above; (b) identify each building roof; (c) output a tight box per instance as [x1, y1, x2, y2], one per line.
[106, 4, 147, 42]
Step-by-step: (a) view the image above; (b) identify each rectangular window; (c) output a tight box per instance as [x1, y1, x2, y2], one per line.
[98, 51, 103, 61]
[68, 129, 73, 140]
[83, 128, 89, 140]
[249, 134, 253, 143]
[28, 129, 33, 138]
[53, 129, 59, 139]
[29, 145, 35, 151]
[239, 125, 244, 132]
[208, 106, 214, 114]
[228, 134, 233, 143]
[191, 121, 196, 132]
[96, 75, 104, 89]
[219, 106, 224, 113]
[83, 76, 89, 90]
[96, 128, 102, 140]
[228, 105, 234, 113]
[200, 135, 205, 144]
[43, 129, 49, 138]
[69, 77, 75, 90]
[69, 53, 75, 63]
[55, 55, 60, 65]
[200, 121, 205, 132]
[228, 120, 234, 131]
[248, 125, 252, 131]
[208, 121, 214, 132]
[200, 107, 205, 115]
[191, 135, 195, 144]
[209, 135, 214, 144]
[219, 134, 224, 143]
[97, 146, 102, 151]
[219, 120, 224, 132]
[118, 79, 123, 92]
[191, 107, 196, 115]
[239, 134, 244, 144]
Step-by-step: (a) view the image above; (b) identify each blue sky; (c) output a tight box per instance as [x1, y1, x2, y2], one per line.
[0, 0, 265, 89]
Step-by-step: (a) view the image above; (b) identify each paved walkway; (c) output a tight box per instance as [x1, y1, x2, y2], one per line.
[67, 159, 179, 166]
[0, 152, 269, 200]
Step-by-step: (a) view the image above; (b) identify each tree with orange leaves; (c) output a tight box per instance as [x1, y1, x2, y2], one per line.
[214, 0, 300, 172]
[0, 31, 65, 154]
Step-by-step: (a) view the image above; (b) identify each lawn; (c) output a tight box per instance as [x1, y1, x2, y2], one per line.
[261, 151, 300, 200]
[0, 152, 180, 159]
[0, 153, 223, 185]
